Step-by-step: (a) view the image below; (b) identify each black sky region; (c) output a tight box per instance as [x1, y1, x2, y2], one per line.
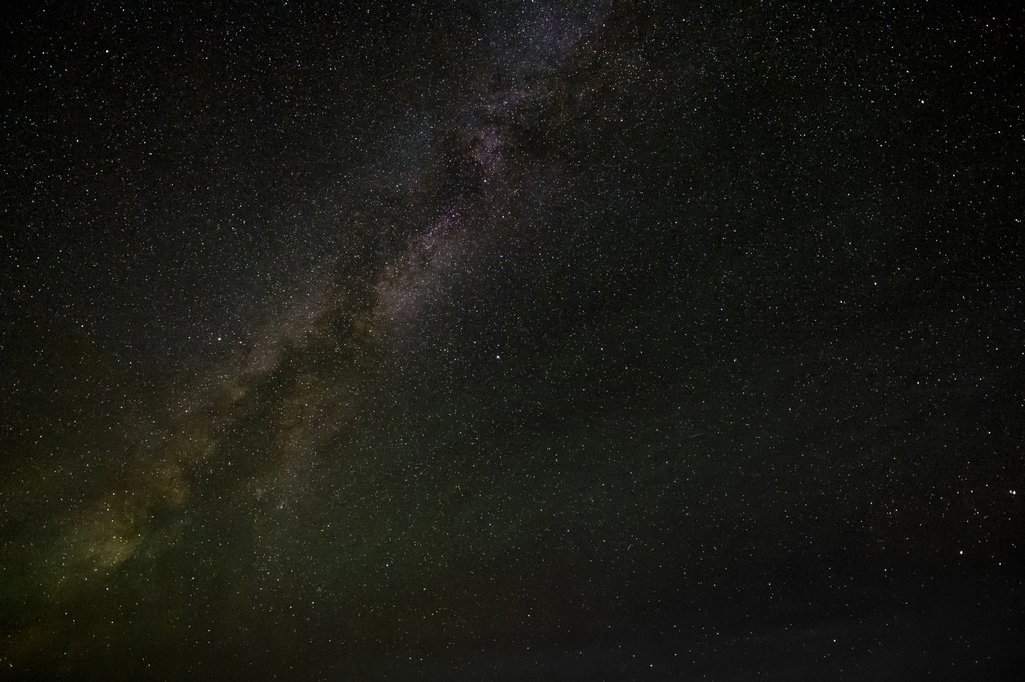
[1, 1, 1023, 680]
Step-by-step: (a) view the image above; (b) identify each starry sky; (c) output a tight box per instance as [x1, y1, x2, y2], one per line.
[1, 1, 1023, 679]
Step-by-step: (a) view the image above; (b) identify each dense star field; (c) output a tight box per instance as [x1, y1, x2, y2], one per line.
[1, 1, 1023, 679]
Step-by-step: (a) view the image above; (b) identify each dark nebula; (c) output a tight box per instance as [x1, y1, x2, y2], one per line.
[1, 1, 1023, 679]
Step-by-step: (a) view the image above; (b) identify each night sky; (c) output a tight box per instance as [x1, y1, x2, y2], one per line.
[1, 1, 1023, 679]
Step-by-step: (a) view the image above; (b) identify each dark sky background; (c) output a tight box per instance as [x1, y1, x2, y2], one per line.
[1, 1, 1023, 679]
